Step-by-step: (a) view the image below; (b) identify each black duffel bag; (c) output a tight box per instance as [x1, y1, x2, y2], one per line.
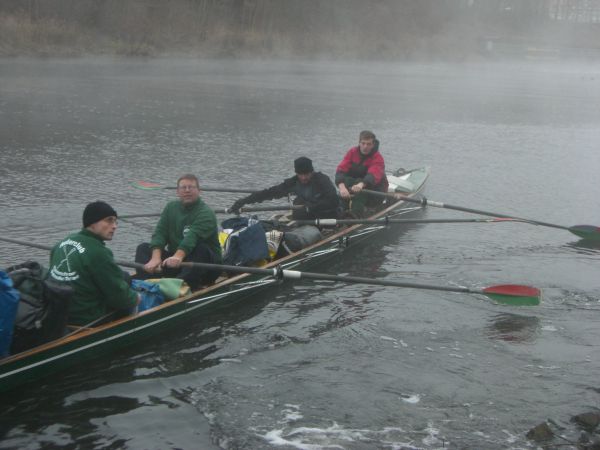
[6, 261, 73, 354]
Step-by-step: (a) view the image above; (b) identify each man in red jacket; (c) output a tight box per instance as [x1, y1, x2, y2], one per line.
[335, 130, 389, 216]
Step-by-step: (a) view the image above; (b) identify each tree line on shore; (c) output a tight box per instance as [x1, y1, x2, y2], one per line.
[1, 0, 599, 58]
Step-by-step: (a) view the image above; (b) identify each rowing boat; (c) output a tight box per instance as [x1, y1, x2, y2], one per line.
[0, 167, 429, 393]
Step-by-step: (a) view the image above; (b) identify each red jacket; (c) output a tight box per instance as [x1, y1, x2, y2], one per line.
[335, 142, 388, 192]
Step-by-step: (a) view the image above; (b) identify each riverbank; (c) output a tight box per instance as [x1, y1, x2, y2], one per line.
[2, 9, 600, 61]
[0, 12, 481, 60]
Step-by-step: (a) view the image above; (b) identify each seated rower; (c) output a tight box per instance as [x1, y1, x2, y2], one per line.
[48, 201, 140, 327]
[135, 174, 222, 291]
[229, 157, 341, 220]
[335, 130, 389, 217]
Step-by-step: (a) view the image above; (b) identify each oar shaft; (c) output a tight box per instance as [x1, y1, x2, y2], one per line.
[0, 236, 52, 252]
[289, 218, 518, 226]
[0, 236, 538, 304]
[364, 189, 570, 231]
[178, 261, 479, 295]
[223, 205, 302, 213]
[133, 181, 258, 193]
[0, 235, 143, 271]
[421, 199, 570, 231]
[203, 187, 259, 193]
[121, 205, 301, 219]
[168, 186, 259, 193]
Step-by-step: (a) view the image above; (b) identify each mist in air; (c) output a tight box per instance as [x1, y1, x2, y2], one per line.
[2, 1, 600, 449]
[1, 0, 600, 60]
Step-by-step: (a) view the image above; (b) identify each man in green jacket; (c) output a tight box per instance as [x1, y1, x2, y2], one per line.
[134, 174, 222, 290]
[49, 201, 139, 326]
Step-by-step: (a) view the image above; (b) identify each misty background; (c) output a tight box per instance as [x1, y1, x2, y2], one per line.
[2, 0, 600, 59]
[2, 1, 600, 449]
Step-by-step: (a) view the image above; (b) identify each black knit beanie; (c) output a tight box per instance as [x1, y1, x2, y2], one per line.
[294, 156, 314, 174]
[83, 201, 117, 228]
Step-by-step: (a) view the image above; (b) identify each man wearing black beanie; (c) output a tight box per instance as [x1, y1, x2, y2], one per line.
[229, 157, 340, 220]
[48, 201, 139, 326]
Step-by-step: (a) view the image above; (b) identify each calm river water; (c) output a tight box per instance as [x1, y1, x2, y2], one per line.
[1, 58, 600, 449]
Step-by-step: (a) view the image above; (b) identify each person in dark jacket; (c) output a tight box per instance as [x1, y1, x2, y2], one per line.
[49, 201, 139, 326]
[135, 174, 222, 290]
[229, 157, 340, 220]
[335, 130, 389, 216]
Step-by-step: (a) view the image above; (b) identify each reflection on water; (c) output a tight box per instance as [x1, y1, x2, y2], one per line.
[566, 239, 600, 254]
[486, 312, 540, 343]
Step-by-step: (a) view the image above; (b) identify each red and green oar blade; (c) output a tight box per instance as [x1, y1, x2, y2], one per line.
[568, 225, 600, 241]
[481, 284, 541, 306]
[131, 180, 175, 190]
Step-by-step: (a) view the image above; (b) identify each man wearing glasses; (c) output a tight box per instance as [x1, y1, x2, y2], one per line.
[134, 174, 222, 290]
[49, 201, 139, 326]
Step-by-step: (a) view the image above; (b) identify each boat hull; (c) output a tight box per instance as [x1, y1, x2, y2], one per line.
[0, 167, 429, 393]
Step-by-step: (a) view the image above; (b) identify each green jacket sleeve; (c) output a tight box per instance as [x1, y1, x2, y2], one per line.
[178, 206, 218, 255]
[91, 248, 137, 310]
[149, 204, 170, 250]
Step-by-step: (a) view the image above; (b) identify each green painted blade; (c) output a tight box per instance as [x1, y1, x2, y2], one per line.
[569, 225, 600, 241]
[482, 285, 541, 306]
[131, 181, 164, 190]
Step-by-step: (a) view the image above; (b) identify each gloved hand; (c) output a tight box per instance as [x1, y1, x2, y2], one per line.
[229, 199, 245, 214]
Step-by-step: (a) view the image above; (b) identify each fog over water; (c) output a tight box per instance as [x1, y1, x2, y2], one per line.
[1, 57, 600, 449]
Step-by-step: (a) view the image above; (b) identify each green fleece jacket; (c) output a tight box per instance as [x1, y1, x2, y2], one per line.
[149, 198, 222, 259]
[49, 229, 138, 326]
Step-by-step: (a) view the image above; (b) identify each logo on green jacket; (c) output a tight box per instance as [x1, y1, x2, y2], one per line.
[50, 239, 86, 282]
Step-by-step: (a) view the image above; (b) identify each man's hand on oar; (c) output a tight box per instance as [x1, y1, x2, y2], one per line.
[131, 180, 258, 194]
[364, 189, 600, 241]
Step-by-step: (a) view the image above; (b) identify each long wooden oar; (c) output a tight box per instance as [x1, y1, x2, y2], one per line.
[131, 180, 259, 194]
[177, 261, 541, 306]
[364, 189, 600, 240]
[0, 236, 541, 305]
[288, 217, 523, 227]
[120, 204, 301, 220]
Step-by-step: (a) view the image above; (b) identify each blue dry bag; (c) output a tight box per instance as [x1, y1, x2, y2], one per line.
[0, 270, 20, 357]
[221, 217, 269, 266]
[131, 279, 165, 313]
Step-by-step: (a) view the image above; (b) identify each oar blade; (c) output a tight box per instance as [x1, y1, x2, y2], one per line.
[131, 181, 164, 190]
[568, 225, 600, 241]
[482, 284, 541, 306]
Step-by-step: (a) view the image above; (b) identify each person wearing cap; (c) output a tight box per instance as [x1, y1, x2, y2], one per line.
[335, 130, 389, 217]
[134, 174, 222, 290]
[229, 157, 340, 220]
[48, 201, 139, 326]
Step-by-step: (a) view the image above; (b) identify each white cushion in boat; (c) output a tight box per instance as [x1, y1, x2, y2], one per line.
[387, 175, 415, 193]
